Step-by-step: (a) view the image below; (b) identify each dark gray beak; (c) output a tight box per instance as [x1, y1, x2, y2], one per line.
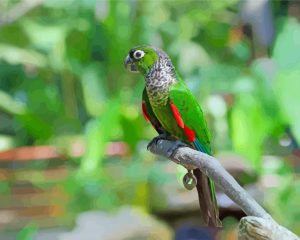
[124, 55, 139, 73]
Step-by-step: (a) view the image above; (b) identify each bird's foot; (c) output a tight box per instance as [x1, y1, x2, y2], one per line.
[183, 170, 197, 190]
[166, 140, 188, 158]
[147, 133, 169, 150]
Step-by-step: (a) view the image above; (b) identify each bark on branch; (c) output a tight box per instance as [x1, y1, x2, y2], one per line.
[147, 139, 299, 240]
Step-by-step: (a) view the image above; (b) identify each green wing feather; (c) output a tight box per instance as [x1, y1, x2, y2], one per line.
[169, 81, 211, 150]
[169, 81, 221, 227]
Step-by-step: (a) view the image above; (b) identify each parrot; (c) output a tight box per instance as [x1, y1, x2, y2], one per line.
[124, 46, 221, 227]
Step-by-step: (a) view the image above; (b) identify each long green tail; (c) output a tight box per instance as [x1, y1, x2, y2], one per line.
[193, 138, 222, 227]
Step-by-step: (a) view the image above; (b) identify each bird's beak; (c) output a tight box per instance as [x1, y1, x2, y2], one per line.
[124, 55, 139, 73]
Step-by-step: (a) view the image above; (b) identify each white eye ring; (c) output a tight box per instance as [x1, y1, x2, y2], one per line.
[133, 50, 145, 59]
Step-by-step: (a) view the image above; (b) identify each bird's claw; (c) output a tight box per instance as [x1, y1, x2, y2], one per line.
[147, 133, 168, 150]
[148, 137, 195, 190]
[166, 140, 188, 158]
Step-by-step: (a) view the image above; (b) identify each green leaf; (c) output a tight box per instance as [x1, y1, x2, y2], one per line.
[0, 90, 26, 115]
[231, 93, 269, 170]
[17, 224, 38, 240]
[274, 67, 300, 144]
[80, 64, 107, 116]
[273, 18, 300, 70]
[0, 44, 46, 67]
[17, 112, 53, 141]
[120, 105, 144, 151]
[21, 20, 68, 70]
[80, 99, 121, 175]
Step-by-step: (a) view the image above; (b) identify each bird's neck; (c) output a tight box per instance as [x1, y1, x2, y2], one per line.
[145, 59, 176, 107]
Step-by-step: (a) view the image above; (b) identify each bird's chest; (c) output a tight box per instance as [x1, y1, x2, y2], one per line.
[145, 79, 170, 107]
[146, 88, 169, 107]
[145, 68, 175, 107]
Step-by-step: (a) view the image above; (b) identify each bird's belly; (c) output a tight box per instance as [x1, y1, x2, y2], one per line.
[152, 104, 187, 141]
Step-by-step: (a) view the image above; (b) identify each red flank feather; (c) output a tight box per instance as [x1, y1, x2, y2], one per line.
[170, 100, 184, 128]
[170, 100, 196, 142]
[142, 101, 150, 121]
[183, 126, 196, 142]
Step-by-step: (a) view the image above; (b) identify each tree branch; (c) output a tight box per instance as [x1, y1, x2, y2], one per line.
[238, 216, 299, 240]
[148, 139, 271, 219]
[147, 139, 299, 240]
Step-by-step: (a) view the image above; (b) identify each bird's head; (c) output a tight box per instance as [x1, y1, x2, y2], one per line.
[124, 46, 160, 75]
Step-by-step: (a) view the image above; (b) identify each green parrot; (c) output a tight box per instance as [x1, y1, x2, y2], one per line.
[124, 46, 221, 227]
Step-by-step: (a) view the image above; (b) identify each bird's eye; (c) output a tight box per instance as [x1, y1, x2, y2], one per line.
[133, 50, 145, 59]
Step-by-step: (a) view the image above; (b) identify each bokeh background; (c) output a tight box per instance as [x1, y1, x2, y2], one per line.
[0, 0, 300, 239]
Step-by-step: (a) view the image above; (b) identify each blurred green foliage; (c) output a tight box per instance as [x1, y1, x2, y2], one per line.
[0, 0, 299, 235]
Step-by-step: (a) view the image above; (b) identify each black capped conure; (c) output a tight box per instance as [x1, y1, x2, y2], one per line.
[124, 46, 221, 227]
